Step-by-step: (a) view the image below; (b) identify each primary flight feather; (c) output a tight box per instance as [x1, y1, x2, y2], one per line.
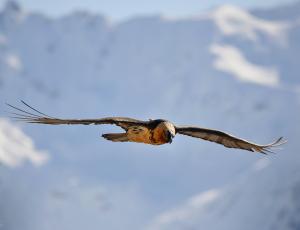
[7, 101, 286, 154]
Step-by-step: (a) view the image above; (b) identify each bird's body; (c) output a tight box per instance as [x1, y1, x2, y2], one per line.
[7, 101, 286, 154]
[109, 120, 176, 145]
[127, 126, 153, 144]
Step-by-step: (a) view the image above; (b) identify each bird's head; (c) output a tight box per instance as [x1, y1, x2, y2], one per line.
[162, 121, 176, 144]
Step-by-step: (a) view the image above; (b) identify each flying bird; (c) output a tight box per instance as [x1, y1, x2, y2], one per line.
[6, 101, 286, 154]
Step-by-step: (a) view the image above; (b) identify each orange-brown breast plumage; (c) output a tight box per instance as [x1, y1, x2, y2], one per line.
[152, 121, 175, 145]
[127, 126, 152, 144]
[152, 126, 168, 145]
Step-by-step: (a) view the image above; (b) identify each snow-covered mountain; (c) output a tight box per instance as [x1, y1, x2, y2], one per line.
[0, 1, 299, 230]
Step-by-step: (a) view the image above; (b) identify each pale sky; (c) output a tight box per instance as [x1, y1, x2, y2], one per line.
[0, 0, 297, 21]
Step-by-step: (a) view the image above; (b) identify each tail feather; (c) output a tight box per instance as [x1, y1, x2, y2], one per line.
[102, 133, 129, 142]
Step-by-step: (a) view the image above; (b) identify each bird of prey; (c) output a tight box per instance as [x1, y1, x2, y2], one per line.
[6, 101, 286, 154]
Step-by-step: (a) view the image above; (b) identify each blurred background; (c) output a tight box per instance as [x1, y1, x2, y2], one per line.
[0, 0, 299, 229]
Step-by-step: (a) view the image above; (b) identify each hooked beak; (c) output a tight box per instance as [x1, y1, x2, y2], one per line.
[167, 131, 174, 144]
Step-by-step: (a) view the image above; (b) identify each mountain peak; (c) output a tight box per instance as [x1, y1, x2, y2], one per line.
[1, 0, 25, 27]
[213, 4, 246, 16]
[3, 0, 22, 15]
[211, 4, 287, 41]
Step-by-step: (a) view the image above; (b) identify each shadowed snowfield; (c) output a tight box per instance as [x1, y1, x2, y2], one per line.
[0, 1, 300, 229]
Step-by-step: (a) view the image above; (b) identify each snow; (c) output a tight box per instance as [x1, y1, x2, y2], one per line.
[0, 1, 299, 229]
[252, 158, 270, 171]
[211, 5, 288, 42]
[149, 189, 222, 229]
[147, 153, 300, 230]
[4, 53, 22, 71]
[210, 43, 279, 86]
[0, 118, 48, 167]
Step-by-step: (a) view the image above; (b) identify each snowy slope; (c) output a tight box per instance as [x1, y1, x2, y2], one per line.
[0, 1, 299, 230]
[0, 118, 48, 167]
[148, 137, 300, 230]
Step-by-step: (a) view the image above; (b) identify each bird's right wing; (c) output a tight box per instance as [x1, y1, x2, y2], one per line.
[176, 126, 286, 154]
[6, 101, 149, 130]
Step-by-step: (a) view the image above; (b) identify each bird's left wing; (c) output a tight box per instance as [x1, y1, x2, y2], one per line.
[6, 101, 149, 130]
[175, 126, 286, 154]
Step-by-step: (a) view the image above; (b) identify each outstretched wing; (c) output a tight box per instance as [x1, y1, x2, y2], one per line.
[6, 101, 148, 130]
[175, 126, 286, 154]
